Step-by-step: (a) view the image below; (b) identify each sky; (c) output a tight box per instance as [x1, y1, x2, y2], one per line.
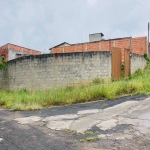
[0, 0, 150, 53]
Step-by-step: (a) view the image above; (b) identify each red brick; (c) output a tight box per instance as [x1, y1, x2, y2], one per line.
[64, 46, 75, 53]
[51, 36, 147, 60]
[0, 43, 41, 62]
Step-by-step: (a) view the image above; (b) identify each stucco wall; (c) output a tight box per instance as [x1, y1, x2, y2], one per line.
[8, 49, 32, 61]
[131, 53, 147, 74]
[0, 51, 111, 91]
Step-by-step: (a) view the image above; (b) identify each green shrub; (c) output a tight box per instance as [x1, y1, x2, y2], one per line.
[144, 53, 150, 62]
[0, 62, 7, 70]
[92, 78, 104, 85]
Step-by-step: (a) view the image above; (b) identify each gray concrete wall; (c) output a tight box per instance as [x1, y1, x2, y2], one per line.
[0, 51, 112, 91]
[89, 33, 103, 42]
[0, 69, 9, 90]
[131, 53, 147, 74]
[0, 70, 3, 89]
[8, 49, 32, 61]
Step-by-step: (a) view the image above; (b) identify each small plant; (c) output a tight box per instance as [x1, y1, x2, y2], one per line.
[62, 129, 72, 133]
[121, 62, 125, 78]
[86, 136, 100, 141]
[121, 62, 125, 70]
[92, 78, 104, 85]
[80, 136, 100, 142]
[64, 86, 75, 91]
[19, 88, 28, 94]
[133, 69, 143, 77]
[84, 131, 94, 135]
[80, 139, 86, 142]
[144, 53, 150, 61]
[1, 55, 6, 62]
[62, 129, 78, 135]
[0, 62, 7, 70]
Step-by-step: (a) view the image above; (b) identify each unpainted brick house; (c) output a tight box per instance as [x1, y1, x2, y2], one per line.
[0, 43, 41, 62]
[50, 33, 147, 60]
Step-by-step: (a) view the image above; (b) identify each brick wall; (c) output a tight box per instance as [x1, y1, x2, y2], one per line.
[0, 43, 41, 61]
[130, 37, 147, 55]
[8, 44, 41, 55]
[0, 52, 112, 91]
[51, 37, 147, 60]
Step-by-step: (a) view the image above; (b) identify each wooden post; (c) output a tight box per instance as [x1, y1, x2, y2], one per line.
[148, 22, 149, 56]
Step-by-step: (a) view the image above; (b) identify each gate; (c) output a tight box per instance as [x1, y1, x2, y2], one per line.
[111, 47, 122, 80]
[124, 48, 130, 77]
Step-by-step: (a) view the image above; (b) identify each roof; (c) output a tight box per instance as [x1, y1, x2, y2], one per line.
[49, 42, 71, 50]
[0, 43, 41, 54]
[49, 36, 133, 51]
[65, 37, 132, 46]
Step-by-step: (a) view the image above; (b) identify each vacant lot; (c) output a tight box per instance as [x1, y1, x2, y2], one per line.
[0, 62, 150, 111]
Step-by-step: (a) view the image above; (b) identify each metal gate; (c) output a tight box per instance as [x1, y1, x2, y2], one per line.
[111, 47, 122, 80]
[124, 48, 130, 77]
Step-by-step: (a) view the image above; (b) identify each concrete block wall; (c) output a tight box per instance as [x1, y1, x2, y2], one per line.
[130, 53, 147, 74]
[0, 70, 3, 89]
[0, 51, 112, 91]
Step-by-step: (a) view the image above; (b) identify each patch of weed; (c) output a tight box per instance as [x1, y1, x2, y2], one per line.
[86, 136, 100, 141]
[80, 139, 86, 142]
[84, 131, 94, 135]
[80, 136, 100, 142]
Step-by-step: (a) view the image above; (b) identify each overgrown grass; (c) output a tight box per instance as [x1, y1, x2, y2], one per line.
[1, 62, 150, 111]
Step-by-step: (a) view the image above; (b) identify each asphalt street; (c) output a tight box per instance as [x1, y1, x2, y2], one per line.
[0, 94, 150, 150]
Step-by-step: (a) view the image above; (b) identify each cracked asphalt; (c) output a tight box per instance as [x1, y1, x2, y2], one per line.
[0, 94, 150, 150]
